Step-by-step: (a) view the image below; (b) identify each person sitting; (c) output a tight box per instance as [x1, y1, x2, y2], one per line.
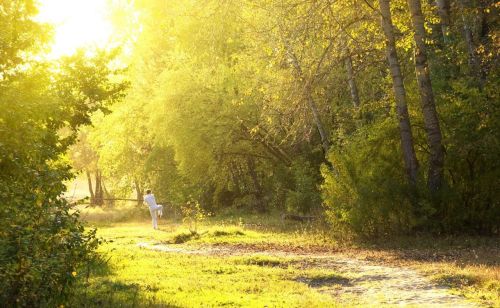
[144, 189, 163, 230]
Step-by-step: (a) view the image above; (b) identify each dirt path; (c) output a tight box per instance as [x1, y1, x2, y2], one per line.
[138, 242, 477, 307]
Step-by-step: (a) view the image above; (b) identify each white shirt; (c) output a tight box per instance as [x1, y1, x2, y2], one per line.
[144, 194, 157, 208]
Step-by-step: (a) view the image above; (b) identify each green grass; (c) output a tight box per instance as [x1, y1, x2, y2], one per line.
[71, 221, 345, 307]
[425, 264, 499, 306]
[73, 209, 499, 307]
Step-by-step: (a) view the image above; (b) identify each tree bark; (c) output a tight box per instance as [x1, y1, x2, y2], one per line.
[435, 0, 451, 42]
[246, 157, 265, 213]
[94, 170, 104, 205]
[379, 0, 420, 184]
[345, 51, 361, 108]
[239, 121, 292, 166]
[407, 0, 445, 191]
[102, 179, 113, 206]
[134, 177, 144, 207]
[229, 161, 242, 194]
[285, 44, 331, 156]
[459, 0, 480, 78]
[306, 91, 330, 155]
[86, 170, 95, 204]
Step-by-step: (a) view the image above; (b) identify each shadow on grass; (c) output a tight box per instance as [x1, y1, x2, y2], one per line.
[432, 273, 480, 288]
[355, 235, 500, 266]
[70, 256, 180, 307]
[212, 229, 245, 237]
[236, 255, 292, 268]
[169, 231, 200, 244]
[167, 228, 245, 244]
[296, 273, 351, 288]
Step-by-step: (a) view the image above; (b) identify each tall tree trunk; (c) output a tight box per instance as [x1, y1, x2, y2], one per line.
[344, 51, 361, 108]
[459, 0, 480, 79]
[435, 0, 451, 42]
[379, 0, 420, 184]
[134, 177, 144, 207]
[86, 169, 95, 204]
[407, 0, 445, 191]
[94, 170, 103, 205]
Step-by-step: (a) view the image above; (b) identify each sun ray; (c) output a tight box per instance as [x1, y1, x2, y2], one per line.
[36, 0, 114, 58]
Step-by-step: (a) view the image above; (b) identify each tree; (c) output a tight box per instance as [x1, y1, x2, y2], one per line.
[0, 2, 127, 304]
[406, 0, 445, 191]
[87, 0, 499, 234]
[435, 0, 451, 42]
[378, 0, 420, 184]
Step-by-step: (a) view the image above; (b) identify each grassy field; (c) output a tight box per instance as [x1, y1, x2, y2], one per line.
[70, 223, 344, 307]
[72, 206, 499, 307]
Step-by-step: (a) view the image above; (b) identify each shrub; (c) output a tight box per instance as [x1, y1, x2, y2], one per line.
[285, 158, 322, 214]
[321, 119, 423, 236]
[0, 162, 101, 306]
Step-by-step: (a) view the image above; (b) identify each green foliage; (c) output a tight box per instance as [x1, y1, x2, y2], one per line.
[437, 76, 500, 233]
[285, 158, 322, 214]
[321, 119, 421, 235]
[67, 0, 499, 236]
[181, 199, 207, 234]
[0, 1, 127, 305]
[170, 231, 200, 244]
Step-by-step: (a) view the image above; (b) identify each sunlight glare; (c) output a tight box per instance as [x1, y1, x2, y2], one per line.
[36, 0, 114, 58]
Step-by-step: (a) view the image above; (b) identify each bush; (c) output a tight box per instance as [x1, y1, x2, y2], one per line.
[321, 119, 423, 236]
[0, 162, 101, 306]
[436, 78, 500, 234]
[0, 9, 124, 303]
[321, 76, 500, 236]
[285, 158, 322, 214]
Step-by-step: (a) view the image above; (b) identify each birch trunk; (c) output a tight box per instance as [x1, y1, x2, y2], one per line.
[407, 0, 445, 191]
[306, 91, 330, 154]
[379, 0, 420, 184]
[435, 0, 451, 42]
[460, 0, 480, 77]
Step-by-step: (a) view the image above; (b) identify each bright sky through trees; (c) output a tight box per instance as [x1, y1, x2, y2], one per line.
[36, 0, 114, 58]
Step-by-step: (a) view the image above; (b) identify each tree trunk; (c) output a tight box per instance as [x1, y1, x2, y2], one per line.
[229, 161, 242, 194]
[94, 170, 104, 205]
[285, 44, 331, 157]
[435, 0, 451, 43]
[102, 180, 114, 206]
[407, 0, 445, 191]
[344, 51, 360, 108]
[306, 91, 330, 155]
[239, 121, 292, 166]
[134, 177, 144, 207]
[86, 170, 95, 204]
[246, 157, 265, 213]
[459, 0, 480, 78]
[379, 0, 420, 184]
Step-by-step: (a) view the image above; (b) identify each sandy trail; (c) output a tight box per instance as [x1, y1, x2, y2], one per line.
[137, 242, 476, 307]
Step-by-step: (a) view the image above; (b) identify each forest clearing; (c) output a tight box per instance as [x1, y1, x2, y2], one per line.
[67, 207, 498, 307]
[1, 0, 499, 306]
